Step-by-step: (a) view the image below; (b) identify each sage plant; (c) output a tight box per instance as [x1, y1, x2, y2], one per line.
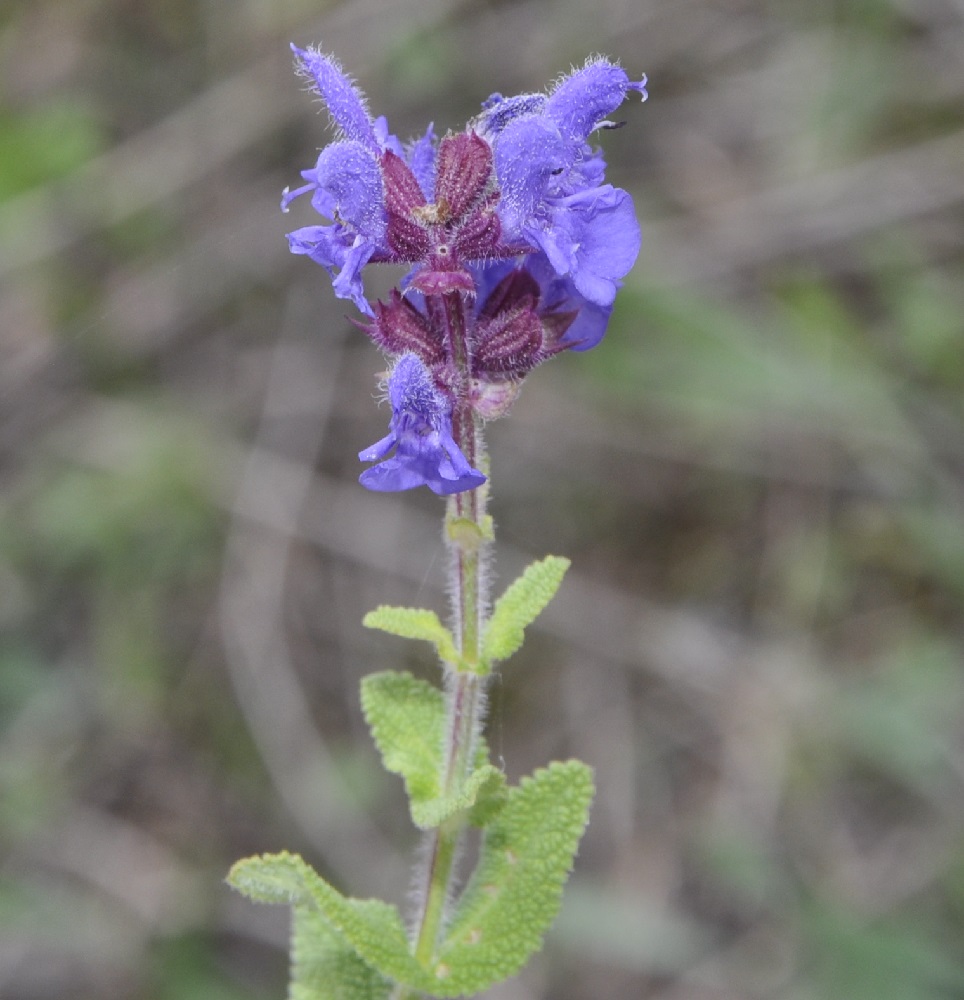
[229, 45, 646, 1000]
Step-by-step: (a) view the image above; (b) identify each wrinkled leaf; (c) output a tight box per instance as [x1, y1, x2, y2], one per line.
[362, 672, 505, 830]
[435, 760, 594, 993]
[363, 607, 460, 666]
[361, 671, 445, 814]
[412, 764, 507, 830]
[289, 904, 392, 1000]
[227, 853, 435, 992]
[481, 557, 570, 667]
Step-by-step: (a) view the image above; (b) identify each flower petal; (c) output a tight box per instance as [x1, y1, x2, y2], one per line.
[373, 116, 404, 156]
[287, 224, 377, 315]
[529, 185, 640, 306]
[492, 116, 568, 236]
[286, 224, 343, 264]
[407, 123, 438, 201]
[358, 432, 396, 463]
[291, 44, 379, 150]
[359, 355, 485, 495]
[545, 58, 647, 141]
[474, 92, 548, 138]
[314, 140, 386, 238]
[331, 237, 378, 315]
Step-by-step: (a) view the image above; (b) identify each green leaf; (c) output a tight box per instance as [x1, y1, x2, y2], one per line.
[228, 852, 310, 905]
[363, 607, 460, 666]
[289, 904, 392, 1000]
[361, 671, 444, 816]
[435, 760, 594, 994]
[227, 853, 437, 993]
[412, 764, 507, 830]
[468, 766, 509, 828]
[481, 557, 570, 666]
[361, 672, 505, 830]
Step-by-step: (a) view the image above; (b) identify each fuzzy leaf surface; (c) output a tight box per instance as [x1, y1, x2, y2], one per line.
[481, 556, 570, 667]
[361, 671, 445, 816]
[434, 760, 594, 994]
[360, 671, 502, 830]
[468, 765, 509, 827]
[363, 606, 460, 665]
[289, 904, 392, 1000]
[227, 853, 437, 993]
[412, 763, 507, 830]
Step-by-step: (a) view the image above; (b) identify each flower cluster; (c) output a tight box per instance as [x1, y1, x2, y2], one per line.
[283, 44, 645, 494]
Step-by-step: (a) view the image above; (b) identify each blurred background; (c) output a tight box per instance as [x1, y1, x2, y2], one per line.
[2, 0, 964, 997]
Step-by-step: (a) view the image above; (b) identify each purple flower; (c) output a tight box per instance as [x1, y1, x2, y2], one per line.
[281, 46, 395, 315]
[359, 354, 486, 495]
[289, 45, 381, 149]
[284, 45, 646, 493]
[284, 139, 387, 314]
[282, 46, 511, 313]
[475, 58, 646, 306]
[284, 46, 645, 317]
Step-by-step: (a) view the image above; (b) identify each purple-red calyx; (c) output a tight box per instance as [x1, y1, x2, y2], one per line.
[283, 43, 646, 494]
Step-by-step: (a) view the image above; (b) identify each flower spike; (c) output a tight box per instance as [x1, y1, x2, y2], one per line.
[283, 43, 645, 487]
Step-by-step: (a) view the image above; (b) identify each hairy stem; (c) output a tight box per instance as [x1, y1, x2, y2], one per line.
[402, 292, 492, 992]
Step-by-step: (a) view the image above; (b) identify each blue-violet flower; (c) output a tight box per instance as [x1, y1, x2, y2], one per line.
[283, 45, 645, 316]
[359, 354, 486, 495]
[475, 59, 646, 307]
[283, 44, 646, 493]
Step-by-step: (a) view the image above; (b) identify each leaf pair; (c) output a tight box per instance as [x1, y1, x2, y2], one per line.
[363, 556, 570, 675]
[227, 554, 590, 999]
[359, 555, 570, 832]
[228, 760, 594, 999]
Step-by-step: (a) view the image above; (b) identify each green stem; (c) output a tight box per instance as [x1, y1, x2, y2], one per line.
[401, 293, 493, 994]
